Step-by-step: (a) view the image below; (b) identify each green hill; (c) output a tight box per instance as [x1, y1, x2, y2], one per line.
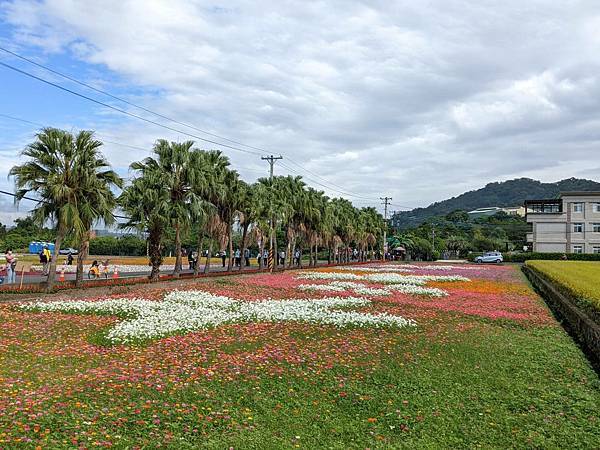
[394, 177, 600, 229]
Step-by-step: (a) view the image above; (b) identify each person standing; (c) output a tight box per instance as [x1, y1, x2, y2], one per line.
[4, 249, 17, 284]
[67, 251, 74, 266]
[192, 250, 198, 270]
[42, 245, 52, 276]
[220, 250, 227, 268]
[294, 249, 301, 267]
[187, 249, 195, 270]
[234, 248, 241, 267]
[243, 248, 250, 267]
[279, 250, 285, 266]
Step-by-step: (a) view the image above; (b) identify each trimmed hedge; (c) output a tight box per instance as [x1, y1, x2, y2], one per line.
[468, 252, 600, 263]
[505, 253, 600, 263]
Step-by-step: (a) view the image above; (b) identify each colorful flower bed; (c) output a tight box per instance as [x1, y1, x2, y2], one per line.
[1, 262, 599, 448]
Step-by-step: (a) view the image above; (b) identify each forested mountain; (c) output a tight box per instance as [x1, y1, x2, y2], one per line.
[394, 177, 600, 229]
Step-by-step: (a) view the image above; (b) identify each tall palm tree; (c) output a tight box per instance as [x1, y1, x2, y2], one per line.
[132, 140, 204, 278]
[10, 128, 86, 290]
[119, 168, 170, 280]
[73, 131, 123, 286]
[191, 150, 230, 274]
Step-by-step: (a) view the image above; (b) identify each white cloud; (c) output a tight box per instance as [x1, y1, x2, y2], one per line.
[1, 0, 600, 224]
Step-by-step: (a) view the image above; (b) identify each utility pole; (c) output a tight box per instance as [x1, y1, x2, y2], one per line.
[380, 197, 392, 261]
[431, 225, 436, 260]
[261, 155, 283, 271]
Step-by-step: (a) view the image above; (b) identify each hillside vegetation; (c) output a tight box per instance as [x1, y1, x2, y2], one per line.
[394, 177, 600, 229]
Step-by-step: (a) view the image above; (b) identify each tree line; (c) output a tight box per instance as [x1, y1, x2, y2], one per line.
[10, 128, 385, 289]
[389, 209, 528, 260]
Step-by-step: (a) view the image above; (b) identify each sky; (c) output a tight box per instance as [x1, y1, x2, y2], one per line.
[1, 0, 600, 225]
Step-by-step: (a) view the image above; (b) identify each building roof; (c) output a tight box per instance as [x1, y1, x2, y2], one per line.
[559, 191, 600, 197]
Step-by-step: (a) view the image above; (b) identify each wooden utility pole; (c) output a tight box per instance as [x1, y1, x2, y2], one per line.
[261, 155, 283, 271]
[380, 196, 392, 260]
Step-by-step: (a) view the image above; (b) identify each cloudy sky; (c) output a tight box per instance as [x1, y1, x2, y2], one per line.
[1, 0, 599, 225]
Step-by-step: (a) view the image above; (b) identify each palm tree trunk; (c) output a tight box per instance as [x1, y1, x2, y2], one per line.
[149, 226, 163, 281]
[240, 222, 250, 270]
[46, 223, 66, 292]
[204, 240, 213, 274]
[259, 237, 265, 270]
[273, 224, 278, 270]
[313, 244, 318, 266]
[286, 236, 292, 268]
[227, 223, 233, 272]
[173, 222, 182, 278]
[194, 230, 202, 276]
[75, 229, 91, 287]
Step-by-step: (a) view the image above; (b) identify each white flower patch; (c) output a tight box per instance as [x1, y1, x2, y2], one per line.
[19, 290, 415, 343]
[364, 273, 470, 284]
[297, 271, 363, 281]
[298, 284, 346, 292]
[352, 286, 392, 296]
[329, 281, 369, 289]
[386, 284, 448, 297]
[297, 280, 444, 297]
[336, 266, 414, 273]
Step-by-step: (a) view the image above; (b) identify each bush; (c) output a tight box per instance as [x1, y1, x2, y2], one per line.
[89, 236, 146, 256]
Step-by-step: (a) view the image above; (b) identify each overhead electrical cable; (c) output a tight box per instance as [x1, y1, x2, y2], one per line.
[0, 48, 402, 204]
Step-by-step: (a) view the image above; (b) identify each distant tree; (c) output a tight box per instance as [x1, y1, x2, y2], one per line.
[445, 210, 470, 223]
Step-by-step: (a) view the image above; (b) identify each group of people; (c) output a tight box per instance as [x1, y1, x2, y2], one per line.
[179, 247, 305, 270]
[88, 259, 110, 278]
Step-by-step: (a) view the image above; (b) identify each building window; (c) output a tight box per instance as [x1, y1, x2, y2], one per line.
[573, 223, 584, 233]
[573, 202, 584, 213]
[593, 223, 600, 233]
[593, 246, 600, 254]
[594, 203, 600, 213]
[573, 245, 583, 254]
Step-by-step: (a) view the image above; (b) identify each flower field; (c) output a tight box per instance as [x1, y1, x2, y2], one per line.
[526, 260, 600, 312]
[1, 263, 599, 448]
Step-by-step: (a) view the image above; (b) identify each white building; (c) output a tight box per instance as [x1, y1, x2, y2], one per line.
[525, 192, 600, 254]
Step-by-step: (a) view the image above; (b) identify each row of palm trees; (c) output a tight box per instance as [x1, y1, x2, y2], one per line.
[10, 128, 386, 290]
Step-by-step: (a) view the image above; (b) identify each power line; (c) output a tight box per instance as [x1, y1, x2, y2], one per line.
[0, 189, 130, 220]
[0, 61, 264, 157]
[0, 113, 152, 154]
[0, 45, 273, 155]
[0, 48, 397, 204]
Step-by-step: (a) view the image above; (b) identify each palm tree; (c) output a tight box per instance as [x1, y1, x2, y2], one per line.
[72, 131, 123, 286]
[119, 168, 170, 280]
[194, 150, 231, 274]
[10, 128, 87, 290]
[132, 140, 204, 278]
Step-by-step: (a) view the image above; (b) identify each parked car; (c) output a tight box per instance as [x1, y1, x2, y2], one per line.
[475, 251, 503, 264]
[58, 248, 79, 255]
